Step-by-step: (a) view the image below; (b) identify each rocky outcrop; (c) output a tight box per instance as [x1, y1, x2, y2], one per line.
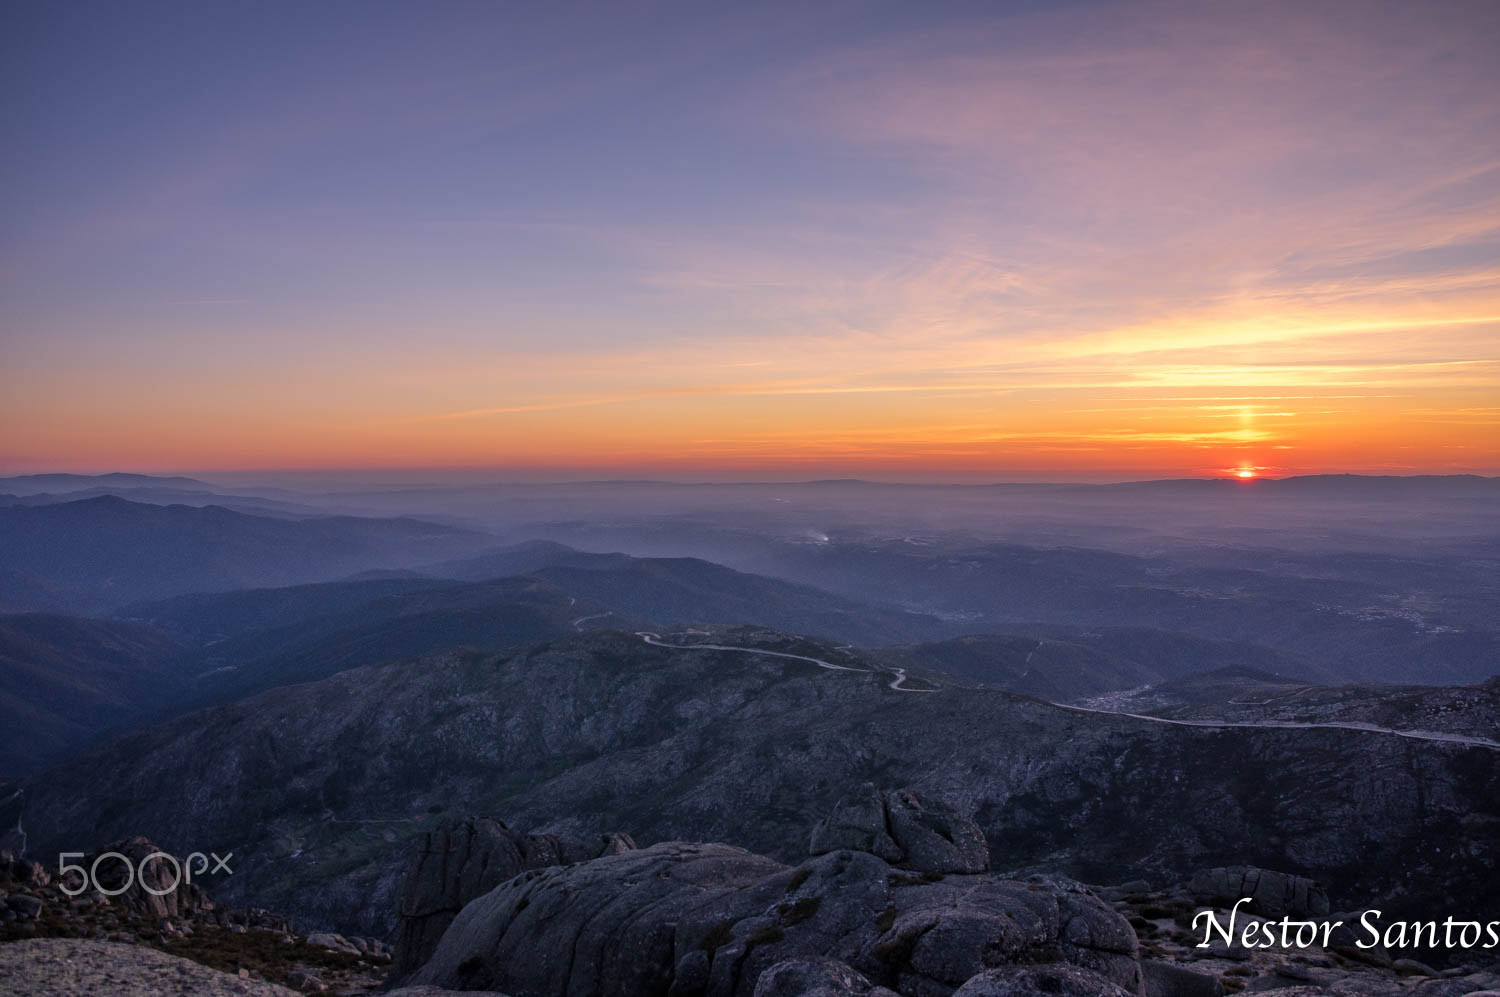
[391, 815, 636, 977]
[0, 938, 302, 997]
[753, 957, 899, 997]
[952, 965, 1136, 996]
[1139, 960, 1222, 997]
[1083, 880, 1500, 997]
[809, 785, 988, 875]
[0, 837, 391, 993]
[20, 629, 1500, 937]
[78, 836, 218, 922]
[1186, 866, 1329, 918]
[407, 841, 1142, 997]
[1, 848, 51, 888]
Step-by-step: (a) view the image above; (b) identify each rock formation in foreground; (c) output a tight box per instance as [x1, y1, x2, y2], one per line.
[22, 629, 1497, 938]
[384, 789, 1500, 997]
[0, 840, 390, 994]
[10, 792, 1500, 996]
[392, 814, 637, 976]
[397, 789, 1145, 997]
[809, 784, 990, 875]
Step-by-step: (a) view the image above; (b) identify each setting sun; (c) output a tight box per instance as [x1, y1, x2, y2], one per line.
[2, 6, 1499, 993]
[3, 1, 1499, 482]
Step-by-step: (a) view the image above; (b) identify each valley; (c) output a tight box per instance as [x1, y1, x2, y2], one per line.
[2, 473, 1497, 996]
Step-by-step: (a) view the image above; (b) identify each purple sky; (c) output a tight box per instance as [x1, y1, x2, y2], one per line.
[3, 0, 1498, 480]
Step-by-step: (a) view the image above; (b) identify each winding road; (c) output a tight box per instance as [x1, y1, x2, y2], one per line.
[636, 632, 939, 692]
[571, 611, 614, 632]
[1227, 686, 1313, 706]
[1052, 702, 1500, 749]
[631, 632, 1494, 746]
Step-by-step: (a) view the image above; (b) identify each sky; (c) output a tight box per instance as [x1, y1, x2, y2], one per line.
[3, 0, 1498, 482]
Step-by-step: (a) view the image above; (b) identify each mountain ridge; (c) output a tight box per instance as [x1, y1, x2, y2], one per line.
[21, 626, 1496, 939]
[0, 472, 212, 495]
[0, 496, 490, 613]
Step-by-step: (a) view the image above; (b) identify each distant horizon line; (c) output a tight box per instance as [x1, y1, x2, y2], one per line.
[3, 469, 1497, 490]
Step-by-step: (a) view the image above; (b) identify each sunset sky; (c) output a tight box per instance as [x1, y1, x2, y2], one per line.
[4, 0, 1498, 481]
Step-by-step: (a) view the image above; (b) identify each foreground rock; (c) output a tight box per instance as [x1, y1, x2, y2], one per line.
[0, 937, 300, 996]
[0, 838, 389, 993]
[407, 841, 1143, 996]
[1096, 879, 1500, 997]
[392, 815, 636, 976]
[63, 835, 220, 922]
[809, 785, 988, 875]
[1187, 866, 1329, 918]
[752, 957, 900, 997]
[21, 630, 1499, 938]
[952, 965, 1137, 996]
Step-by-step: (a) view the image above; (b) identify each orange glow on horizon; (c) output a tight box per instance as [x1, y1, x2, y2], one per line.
[3, 2, 1498, 482]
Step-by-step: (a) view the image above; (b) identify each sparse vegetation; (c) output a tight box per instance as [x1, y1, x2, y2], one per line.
[699, 919, 735, 952]
[777, 895, 821, 926]
[744, 923, 784, 948]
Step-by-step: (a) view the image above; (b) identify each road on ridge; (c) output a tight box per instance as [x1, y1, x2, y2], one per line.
[632, 632, 1496, 745]
[636, 631, 939, 692]
[1053, 702, 1500, 749]
[572, 611, 613, 632]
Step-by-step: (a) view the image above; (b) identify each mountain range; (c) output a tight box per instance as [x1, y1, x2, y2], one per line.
[0, 496, 487, 613]
[0, 472, 213, 495]
[19, 626, 1497, 943]
[10, 523, 1372, 777]
[0, 614, 186, 776]
[1, 536, 952, 772]
[2, 472, 1498, 995]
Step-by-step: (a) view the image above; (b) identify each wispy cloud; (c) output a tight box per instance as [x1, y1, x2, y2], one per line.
[5, 0, 1498, 476]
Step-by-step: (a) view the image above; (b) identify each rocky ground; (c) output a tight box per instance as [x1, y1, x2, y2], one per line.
[1081, 670, 1500, 742]
[6, 783, 1500, 996]
[0, 938, 300, 996]
[0, 844, 389, 994]
[386, 789, 1500, 997]
[0, 938, 491, 997]
[18, 628, 1500, 940]
[1099, 881, 1500, 997]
